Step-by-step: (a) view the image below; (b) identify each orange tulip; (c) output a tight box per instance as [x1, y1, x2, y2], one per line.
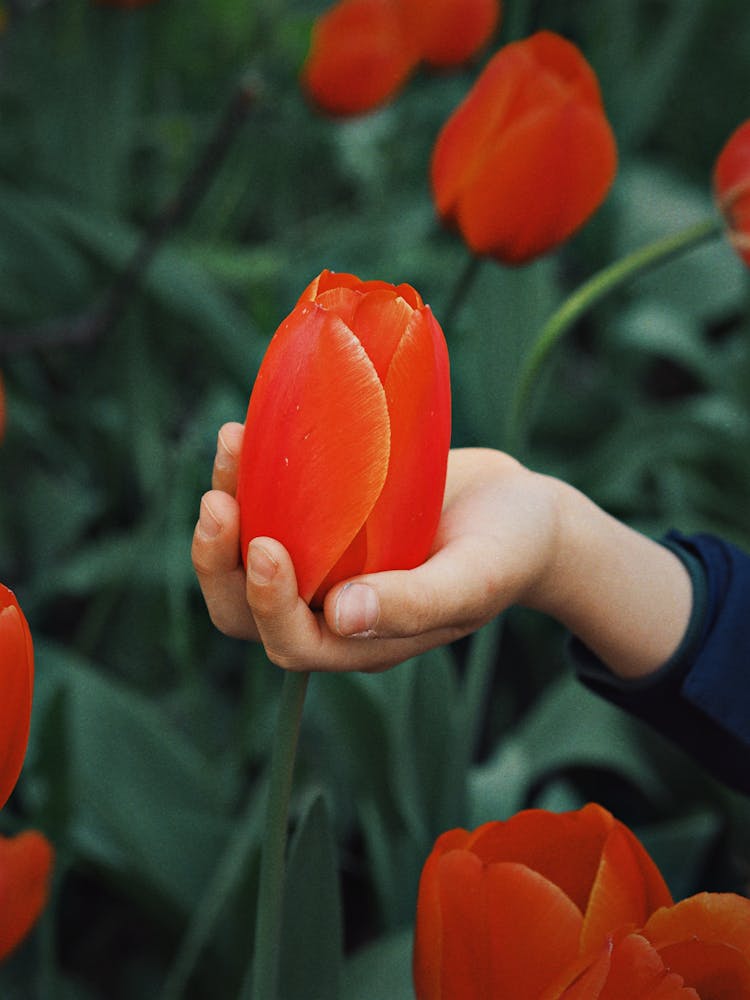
[714, 118, 750, 267]
[551, 893, 750, 998]
[431, 31, 617, 265]
[0, 831, 54, 961]
[413, 804, 673, 1000]
[301, 0, 418, 116]
[399, 0, 500, 68]
[0, 585, 34, 811]
[236, 270, 451, 606]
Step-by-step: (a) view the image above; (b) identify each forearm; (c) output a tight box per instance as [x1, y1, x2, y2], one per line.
[528, 478, 694, 680]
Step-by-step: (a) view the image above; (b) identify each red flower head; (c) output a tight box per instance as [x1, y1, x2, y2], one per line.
[413, 804, 673, 1000]
[236, 270, 451, 606]
[301, 0, 418, 116]
[399, 0, 501, 69]
[0, 584, 34, 811]
[714, 118, 750, 267]
[431, 31, 618, 265]
[552, 893, 750, 998]
[0, 831, 54, 961]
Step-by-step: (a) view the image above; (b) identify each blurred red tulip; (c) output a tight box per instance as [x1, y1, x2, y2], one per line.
[714, 118, 750, 267]
[413, 804, 673, 1000]
[0, 585, 34, 811]
[236, 270, 451, 605]
[0, 831, 54, 961]
[400, 0, 500, 68]
[552, 893, 750, 998]
[431, 31, 617, 265]
[301, 0, 418, 116]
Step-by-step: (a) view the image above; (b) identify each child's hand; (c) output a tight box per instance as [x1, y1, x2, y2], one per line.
[191, 423, 560, 672]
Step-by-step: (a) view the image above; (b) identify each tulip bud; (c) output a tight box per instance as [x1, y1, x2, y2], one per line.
[714, 118, 750, 267]
[301, 0, 419, 117]
[0, 584, 34, 811]
[0, 831, 54, 961]
[399, 0, 500, 69]
[431, 31, 617, 265]
[236, 270, 451, 606]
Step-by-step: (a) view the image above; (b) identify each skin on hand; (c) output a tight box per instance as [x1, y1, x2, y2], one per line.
[191, 423, 693, 677]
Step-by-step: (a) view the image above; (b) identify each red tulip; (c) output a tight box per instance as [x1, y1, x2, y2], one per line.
[551, 893, 750, 998]
[431, 31, 618, 265]
[301, 0, 419, 116]
[0, 831, 54, 961]
[399, 0, 500, 68]
[0, 584, 34, 811]
[413, 804, 673, 1000]
[236, 270, 451, 606]
[714, 118, 750, 267]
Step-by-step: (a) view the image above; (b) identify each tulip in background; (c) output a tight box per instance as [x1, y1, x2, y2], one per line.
[431, 31, 617, 265]
[302, 0, 501, 116]
[0, 831, 54, 962]
[398, 0, 500, 69]
[301, 0, 418, 117]
[714, 117, 750, 268]
[236, 270, 451, 606]
[0, 584, 34, 811]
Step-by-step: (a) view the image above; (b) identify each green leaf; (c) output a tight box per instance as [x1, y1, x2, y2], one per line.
[279, 791, 343, 1000]
[342, 928, 414, 1000]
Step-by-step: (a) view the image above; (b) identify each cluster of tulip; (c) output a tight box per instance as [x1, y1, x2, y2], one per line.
[0, 586, 53, 962]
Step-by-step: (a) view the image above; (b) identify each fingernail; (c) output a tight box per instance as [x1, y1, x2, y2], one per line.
[199, 497, 221, 538]
[335, 583, 379, 637]
[248, 542, 278, 585]
[215, 429, 236, 472]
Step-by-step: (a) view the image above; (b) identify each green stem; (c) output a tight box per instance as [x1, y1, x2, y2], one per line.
[442, 254, 483, 333]
[240, 670, 310, 1000]
[507, 215, 723, 451]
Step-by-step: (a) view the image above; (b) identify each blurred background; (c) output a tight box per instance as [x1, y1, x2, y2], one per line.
[1, 0, 749, 997]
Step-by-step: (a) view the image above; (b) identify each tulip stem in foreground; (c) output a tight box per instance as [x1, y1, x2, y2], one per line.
[242, 669, 310, 1000]
[508, 215, 724, 450]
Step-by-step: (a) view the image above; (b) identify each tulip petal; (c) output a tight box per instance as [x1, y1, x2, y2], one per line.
[237, 301, 390, 603]
[657, 940, 750, 998]
[581, 825, 673, 955]
[301, 269, 424, 309]
[0, 586, 34, 810]
[362, 307, 451, 574]
[644, 892, 750, 955]
[414, 851, 583, 1000]
[0, 831, 54, 960]
[468, 805, 620, 915]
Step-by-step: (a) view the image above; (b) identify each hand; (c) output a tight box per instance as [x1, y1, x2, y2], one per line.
[191, 423, 561, 672]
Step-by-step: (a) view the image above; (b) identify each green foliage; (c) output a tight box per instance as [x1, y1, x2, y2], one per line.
[1, 0, 749, 997]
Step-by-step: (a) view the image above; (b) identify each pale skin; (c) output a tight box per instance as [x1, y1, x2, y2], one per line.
[191, 421, 694, 679]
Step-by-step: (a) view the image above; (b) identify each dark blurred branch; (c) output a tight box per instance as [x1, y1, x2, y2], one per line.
[0, 76, 259, 355]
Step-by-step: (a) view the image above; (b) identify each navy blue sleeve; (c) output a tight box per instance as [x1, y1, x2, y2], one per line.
[570, 531, 750, 795]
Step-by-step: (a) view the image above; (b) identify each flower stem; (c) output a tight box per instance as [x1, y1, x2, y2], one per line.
[241, 669, 310, 1000]
[442, 254, 483, 333]
[507, 215, 724, 451]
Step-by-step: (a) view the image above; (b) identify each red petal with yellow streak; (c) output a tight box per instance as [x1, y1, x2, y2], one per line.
[0, 586, 34, 810]
[236, 301, 390, 603]
[581, 824, 673, 955]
